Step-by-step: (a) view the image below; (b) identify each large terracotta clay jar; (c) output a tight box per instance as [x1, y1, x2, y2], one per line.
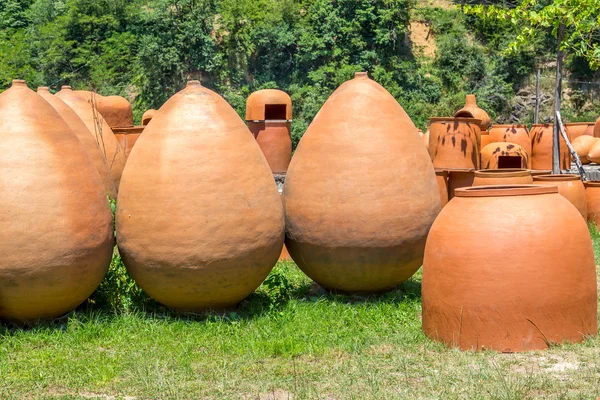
[117, 80, 284, 310]
[56, 85, 127, 189]
[435, 169, 449, 208]
[97, 95, 134, 129]
[423, 185, 597, 352]
[565, 122, 594, 141]
[142, 109, 157, 126]
[284, 72, 440, 293]
[480, 142, 531, 169]
[429, 117, 481, 170]
[472, 169, 532, 186]
[454, 94, 490, 131]
[246, 89, 293, 174]
[0, 80, 113, 323]
[572, 135, 598, 164]
[531, 124, 570, 170]
[533, 174, 587, 219]
[587, 138, 600, 164]
[447, 169, 475, 200]
[594, 116, 600, 138]
[488, 124, 531, 156]
[584, 181, 600, 228]
[37, 87, 117, 198]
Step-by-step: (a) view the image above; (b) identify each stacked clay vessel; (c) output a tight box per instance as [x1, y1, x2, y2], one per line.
[488, 125, 531, 156]
[116, 80, 284, 310]
[533, 174, 587, 219]
[472, 169, 532, 186]
[454, 94, 490, 131]
[428, 117, 481, 170]
[423, 185, 597, 352]
[0, 80, 114, 322]
[284, 72, 440, 293]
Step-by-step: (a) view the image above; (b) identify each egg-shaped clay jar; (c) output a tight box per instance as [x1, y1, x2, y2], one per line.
[531, 124, 570, 170]
[37, 87, 117, 198]
[428, 117, 481, 170]
[284, 72, 440, 293]
[587, 137, 600, 164]
[565, 122, 594, 141]
[97, 95, 134, 129]
[454, 94, 490, 131]
[423, 185, 597, 352]
[584, 181, 600, 228]
[0, 80, 113, 323]
[480, 142, 531, 169]
[488, 124, 531, 157]
[56, 86, 127, 189]
[116, 80, 284, 311]
[142, 109, 157, 126]
[572, 136, 597, 164]
[533, 174, 587, 219]
[472, 169, 532, 186]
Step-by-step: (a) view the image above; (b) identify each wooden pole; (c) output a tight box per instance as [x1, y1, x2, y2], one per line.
[552, 23, 565, 174]
[534, 69, 541, 124]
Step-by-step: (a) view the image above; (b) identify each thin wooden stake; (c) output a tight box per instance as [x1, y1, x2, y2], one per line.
[556, 110, 586, 180]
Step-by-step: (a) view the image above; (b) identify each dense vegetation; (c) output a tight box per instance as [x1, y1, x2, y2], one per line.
[1, 0, 598, 145]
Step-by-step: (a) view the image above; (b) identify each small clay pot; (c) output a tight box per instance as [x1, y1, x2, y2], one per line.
[565, 122, 594, 141]
[447, 169, 475, 200]
[142, 109, 157, 126]
[480, 142, 530, 169]
[97, 95, 133, 129]
[435, 169, 449, 208]
[587, 137, 600, 164]
[454, 94, 490, 131]
[428, 117, 481, 169]
[488, 124, 531, 157]
[531, 124, 570, 170]
[423, 184, 597, 352]
[572, 136, 598, 164]
[532, 174, 587, 219]
[584, 181, 600, 228]
[472, 169, 532, 186]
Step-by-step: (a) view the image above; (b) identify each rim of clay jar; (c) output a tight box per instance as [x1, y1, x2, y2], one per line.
[564, 122, 594, 126]
[443, 168, 476, 172]
[429, 117, 482, 124]
[584, 181, 600, 187]
[531, 123, 552, 127]
[530, 169, 552, 176]
[490, 124, 527, 128]
[532, 174, 580, 182]
[12, 79, 26, 86]
[455, 185, 557, 198]
[475, 169, 531, 178]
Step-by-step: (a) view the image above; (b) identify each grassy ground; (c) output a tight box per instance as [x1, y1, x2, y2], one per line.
[1, 232, 600, 399]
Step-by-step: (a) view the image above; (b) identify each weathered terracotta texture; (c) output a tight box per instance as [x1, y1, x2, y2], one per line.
[594, 117, 600, 138]
[37, 87, 117, 198]
[0, 80, 113, 322]
[117, 80, 284, 310]
[435, 169, 449, 208]
[246, 89, 292, 121]
[533, 174, 587, 219]
[481, 142, 530, 169]
[284, 72, 440, 293]
[584, 181, 600, 228]
[428, 118, 481, 170]
[488, 124, 531, 156]
[531, 124, 570, 170]
[587, 137, 600, 164]
[142, 109, 157, 126]
[480, 132, 492, 148]
[572, 135, 597, 164]
[97, 95, 134, 129]
[248, 121, 292, 173]
[472, 169, 532, 186]
[423, 185, 597, 352]
[565, 122, 594, 141]
[454, 94, 490, 131]
[56, 86, 127, 189]
[113, 126, 144, 159]
[421, 130, 430, 148]
[447, 169, 475, 200]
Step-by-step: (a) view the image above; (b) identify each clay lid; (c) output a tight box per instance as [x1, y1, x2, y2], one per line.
[246, 89, 292, 121]
[429, 117, 482, 124]
[456, 185, 557, 197]
[533, 174, 581, 182]
[475, 169, 531, 178]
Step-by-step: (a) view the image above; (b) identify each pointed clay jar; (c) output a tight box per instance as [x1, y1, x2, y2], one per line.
[56, 86, 127, 189]
[454, 94, 490, 131]
[283, 72, 441, 293]
[37, 87, 117, 198]
[571, 136, 597, 165]
[116, 80, 284, 311]
[0, 80, 113, 323]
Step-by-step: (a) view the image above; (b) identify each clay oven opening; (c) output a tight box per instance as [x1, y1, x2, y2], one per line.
[498, 156, 523, 169]
[265, 104, 287, 120]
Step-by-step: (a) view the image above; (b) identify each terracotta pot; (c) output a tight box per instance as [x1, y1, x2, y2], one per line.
[248, 121, 292, 173]
[588, 137, 600, 164]
[435, 169, 449, 208]
[480, 132, 492, 148]
[481, 142, 531, 169]
[142, 109, 157, 126]
[112, 126, 144, 159]
[488, 124, 531, 156]
[473, 169, 532, 186]
[531, 124, 570, 170]
[565, 122, 594, 141]
[428, 117, 481, 170]
[246, 89, 292, 121]
[454, 94, 490, 131]
[284, 72, 440, 293]
[56, 86, 127, 190]
[0, 80, 113, 323]
[116, 80, 284, 311]
[584, 181, 600, 228]
[97, 95, 133, 129]
[532, 174, 587, 219]
[423, 184, 597, 352]
[447, 169, 475, 200]
[572, 135, 598, 164]
[594, 117, 600, 138]
[37, 87, 117, 199]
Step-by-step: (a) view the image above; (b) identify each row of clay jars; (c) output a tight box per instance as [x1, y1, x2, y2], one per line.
[572, 135, 600, 164]
[423, 184, 597, 352]
[0, 80, 114, 323]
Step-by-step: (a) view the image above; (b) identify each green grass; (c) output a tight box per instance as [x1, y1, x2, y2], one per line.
[1, 231, 600, 399]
